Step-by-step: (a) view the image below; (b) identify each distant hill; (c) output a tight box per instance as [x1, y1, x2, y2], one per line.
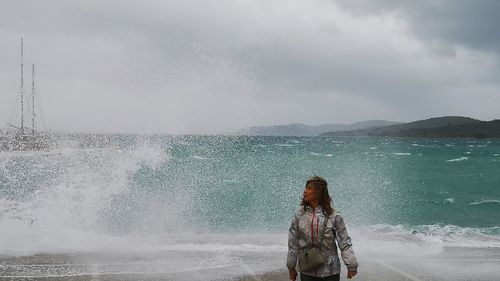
[320, 116, 500, 139]
[392, 119, 500, 139]
[238, 120, 402, 136]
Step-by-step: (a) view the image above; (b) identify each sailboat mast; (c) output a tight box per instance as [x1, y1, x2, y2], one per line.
[20, 38, 24, 134]
[31, 64, 36, 135]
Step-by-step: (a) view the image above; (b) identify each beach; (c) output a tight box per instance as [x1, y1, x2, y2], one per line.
[238, 246, 500, 281]
[239, 250, 500, 281]
[1, 246, 500, 281]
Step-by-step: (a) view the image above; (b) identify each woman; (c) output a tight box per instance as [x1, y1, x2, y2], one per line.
[287, 176, 358, 281]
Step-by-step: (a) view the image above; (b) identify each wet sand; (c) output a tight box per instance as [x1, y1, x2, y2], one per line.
[1, 246, 500, 281]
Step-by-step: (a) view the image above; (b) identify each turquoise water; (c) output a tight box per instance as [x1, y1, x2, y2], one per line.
[129, 136, 500, 230]
[1, 135, 499, 256]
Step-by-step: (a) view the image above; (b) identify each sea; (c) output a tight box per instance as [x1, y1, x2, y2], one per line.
[1, 135, 499, 280]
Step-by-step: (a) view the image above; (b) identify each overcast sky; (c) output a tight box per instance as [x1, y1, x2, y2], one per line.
[1, 0, 499, 134]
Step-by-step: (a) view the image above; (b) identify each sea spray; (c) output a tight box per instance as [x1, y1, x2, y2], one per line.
[0, 135, 499, 257]
[0, 138, 167, 255]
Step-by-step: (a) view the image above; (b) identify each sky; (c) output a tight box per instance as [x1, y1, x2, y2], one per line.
[1, 0, 499, 134]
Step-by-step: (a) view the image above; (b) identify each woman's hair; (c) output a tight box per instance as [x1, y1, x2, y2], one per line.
[301, 175, 335, 217]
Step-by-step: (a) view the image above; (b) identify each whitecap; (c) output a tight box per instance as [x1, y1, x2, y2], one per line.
[443, 198, 455, 204]
[222, 179, 241, 183]
[192, 155, 208, 160]
[446, 157, 468, 162]
[276, 143, 293, 147]
[391, 152, 411, 156]
[469, 199, 500, 206]
[310, 152, 333, 157]
[412, 143, 426, 147]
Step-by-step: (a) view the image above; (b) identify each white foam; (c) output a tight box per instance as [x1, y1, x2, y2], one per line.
[358, 224, 500, 249]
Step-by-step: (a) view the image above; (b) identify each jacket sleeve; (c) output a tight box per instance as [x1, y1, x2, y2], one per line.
[286, 211, 300, 269]
[333, 213, 358, 271]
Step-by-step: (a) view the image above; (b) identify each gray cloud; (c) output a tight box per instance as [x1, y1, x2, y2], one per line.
[1, 0, 499, 134]
[336, 0, 500, 55]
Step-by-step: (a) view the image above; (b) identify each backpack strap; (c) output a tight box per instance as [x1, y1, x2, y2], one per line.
[318, 210, 329, 248]
[331, 210, 339, 240]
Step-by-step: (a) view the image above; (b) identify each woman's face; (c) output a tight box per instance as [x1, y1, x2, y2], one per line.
[303, 183, 319, 203]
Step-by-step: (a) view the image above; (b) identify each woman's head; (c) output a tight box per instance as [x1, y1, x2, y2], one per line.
[301, 175, 334, 216]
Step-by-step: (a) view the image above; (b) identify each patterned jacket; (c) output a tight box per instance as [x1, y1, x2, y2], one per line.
[286, 205, 358, 277]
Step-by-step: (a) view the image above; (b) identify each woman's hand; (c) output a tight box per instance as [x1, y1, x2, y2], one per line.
[287, 267, 298, 281]
[347, 269, 357, 279]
